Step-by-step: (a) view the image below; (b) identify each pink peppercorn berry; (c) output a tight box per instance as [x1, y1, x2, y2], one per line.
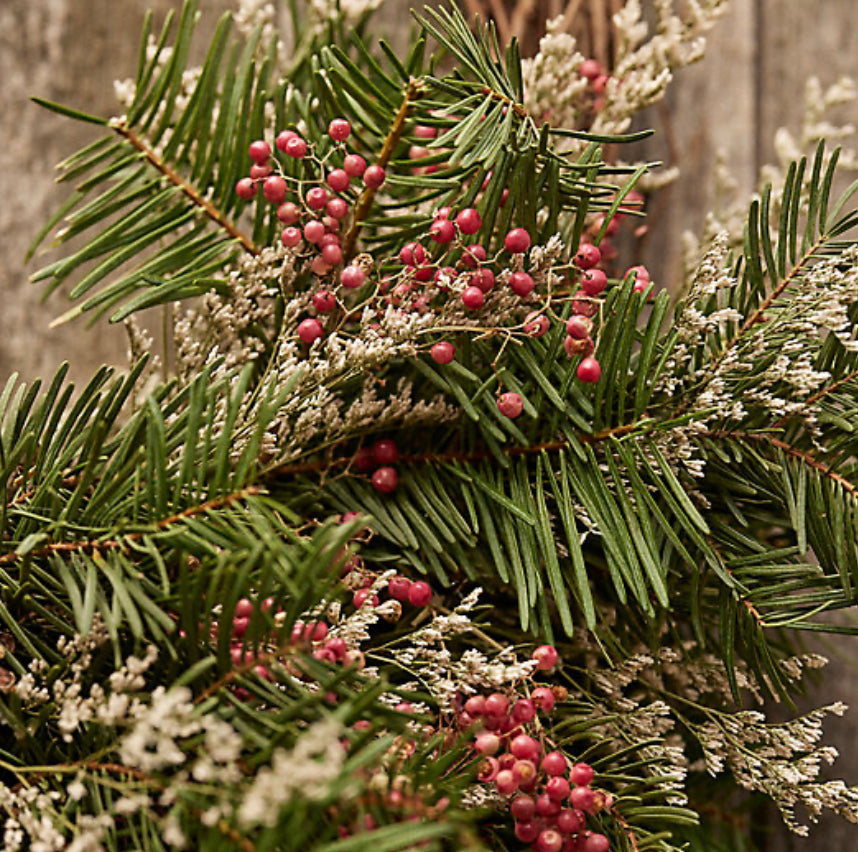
[577, 356, 602, 384]
[277, 201, 300, 223]
[248, 139, 271, 162]
[575, 243, 601, 269]
[570, 762, 595, 786]
[263, 176, 287, 204]
[541, 751, 567, 776]
[536, 793, 561, 818]
[523, 312, 550, 337]
[353, 588, 379, 609]
[343, 154, 367, 177]
[372, 466, 398, 494]
[579, 59, 603, 81]
[328, 118, 351, 141]
[281, 227, 302, 248]
[327, 197, 348, 220]
[546, 776, 571, 801]
[455, 207, 482, 235]
[512, 698, 537, 723]
[304, 220, 325, 243]
[275, 130, 296, 152]
[569, 785, 595, 812]
[461, 244, 486, 268]
[363, 165, 386, 188]
[400, 242, 426, 266]
[430, 341, 455, 364]
[250, 163, 272, 180]
[582, 268, 608, 296]
[321, 244, 343, 266]
[511, 795, 536, 821]
[566, 316, 593, 340]
[513, 759, 538, 787]
[307, 187, 328, 210]
[495, 769, 518, 796]
[340, 265, 365, 289]
[484, 692, 509, 716]
[556, 808, 586, 835]
[515, 821, 541, 843]
[285, 135, 307, 158]
[565, 336, 595, 358]
[536, 829, 563, 852]
[531, 686, 556, 712]
[313, 290, 336, 313]
[532, 644, 559, 670]
[509, 271, 535, 297]
[430, 217, 456, 244]
[388, 576, 412, 602]
[497, 392, 524, 419]
[297, 318, 323, 344]
[462, 286, 485, 310]
[327, 169, 350, 193]
[583, 834, 610, 852]
[372, 439, 398, 465]
[408, 580, 432, 607]
[353, 447, 374, 472]
[473, 267, 495, 293]
[504, 227, 531, 254]
[236, 178, 257, 200]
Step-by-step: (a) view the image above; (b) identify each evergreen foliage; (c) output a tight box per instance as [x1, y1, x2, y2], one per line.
[4, 1, 858, 849]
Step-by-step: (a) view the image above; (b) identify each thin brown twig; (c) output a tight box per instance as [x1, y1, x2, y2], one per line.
[774, 369, 858, 428]
[0, 487, 261, 566]
[478, 86, 530, 119]
[561, 0, 586, 40]
[705, 430, 857, 498]
[460, 0, 487, 21]
[509, 0, 538, 44]
[342, 81, 421, 262]
[263, 421, 644, 481]
[111, 119, 259, 256]
[590, 0, 609, 68]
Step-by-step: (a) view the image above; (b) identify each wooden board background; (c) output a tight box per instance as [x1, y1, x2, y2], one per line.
[1, 0, 857, 846]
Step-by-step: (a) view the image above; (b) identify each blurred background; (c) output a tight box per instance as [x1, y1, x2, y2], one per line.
[1, 0, 857, 846]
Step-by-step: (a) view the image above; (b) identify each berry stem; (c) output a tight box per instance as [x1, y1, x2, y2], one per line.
[342, 79, 422, 262]
[110, 118, 259, 256]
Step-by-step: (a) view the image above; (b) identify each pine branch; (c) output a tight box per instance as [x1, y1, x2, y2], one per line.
[774, 369, 858, 427]
[706, 430, 858, 498]
[0, 487, 261, 565]
[342, 79, 422, 261]
[263, 421, 648, 479]
[111, 118, 259, 257]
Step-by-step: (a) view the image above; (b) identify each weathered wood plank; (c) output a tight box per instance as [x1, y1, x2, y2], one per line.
[636, 0, 758, 290]
[0, 0, 235, 386]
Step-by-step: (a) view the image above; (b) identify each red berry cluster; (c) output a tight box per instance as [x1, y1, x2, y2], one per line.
[353, 437, 402, 494]
[236, 118, 387, 344]
[345, 570, 433, 612]
[454, 646, 611, 852]
[214, 595, 364, 699]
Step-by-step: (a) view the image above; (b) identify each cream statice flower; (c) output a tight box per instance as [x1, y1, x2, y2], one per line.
[238, 717, 346, 826]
